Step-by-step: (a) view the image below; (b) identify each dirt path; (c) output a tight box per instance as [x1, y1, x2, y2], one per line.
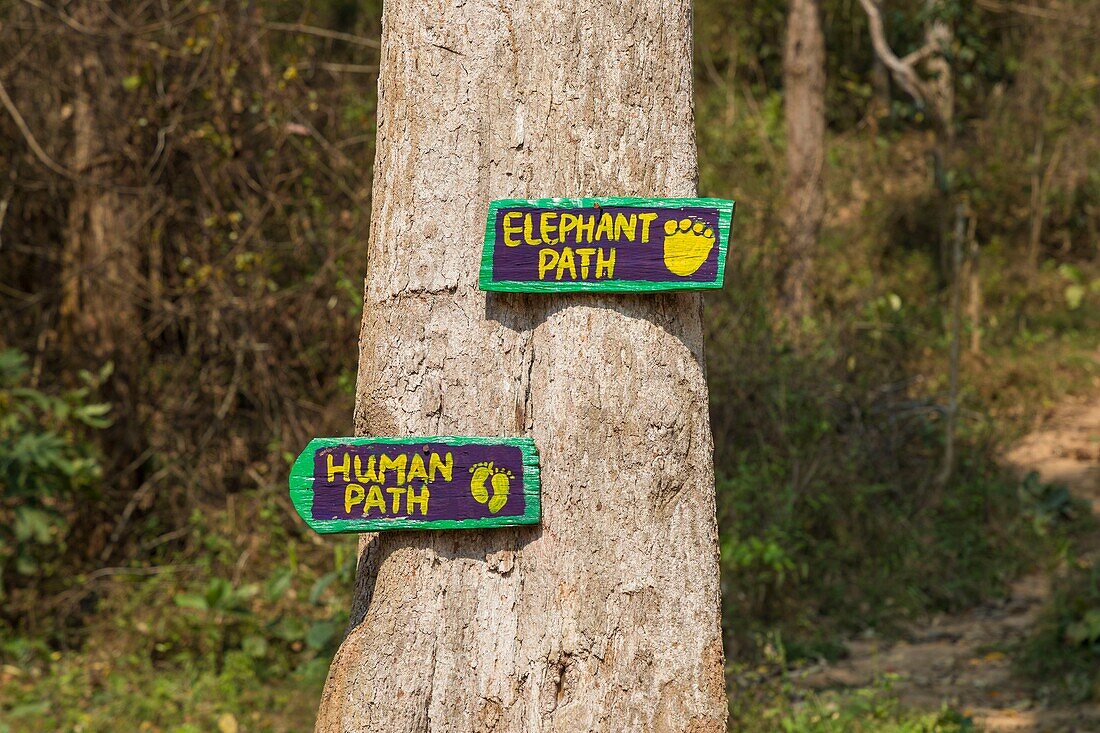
[798, 393, 1100, 732]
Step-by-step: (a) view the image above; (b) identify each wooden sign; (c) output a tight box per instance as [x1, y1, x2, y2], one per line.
[480, 197, 735, 292]
[289, 437, 540, 533]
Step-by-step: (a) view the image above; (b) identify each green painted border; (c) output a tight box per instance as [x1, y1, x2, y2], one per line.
[288, 436, 541, 534]
[479, 196, 736, 293]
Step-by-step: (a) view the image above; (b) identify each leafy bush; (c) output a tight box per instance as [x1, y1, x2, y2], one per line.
[170, 551, 353, 672]
[1019, 559, 1100, 703]
[729, 673, 975, 733]
[0, 350, 110, 605]
[0, 516, 357, 732]
[705, 262, 1061, 659]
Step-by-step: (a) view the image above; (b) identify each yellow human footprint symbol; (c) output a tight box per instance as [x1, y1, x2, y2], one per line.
[662, 218, 716, 276]
[469, 461, 513, 514]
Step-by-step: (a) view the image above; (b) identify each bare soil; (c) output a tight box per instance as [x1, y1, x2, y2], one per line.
[798, 391, 1100, 732]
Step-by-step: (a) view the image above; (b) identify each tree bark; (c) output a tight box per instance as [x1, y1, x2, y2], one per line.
[59, 9, 142, 365]
[57, 4, 146, 511]
[965, 216, 981, 354]
[780, 0, 826, 326]
[315, 2, 726, 732]
[936, 203, 966, 488]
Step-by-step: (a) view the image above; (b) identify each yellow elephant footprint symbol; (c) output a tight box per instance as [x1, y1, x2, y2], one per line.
[662, 218, 716, 276]
[469, 462, 513, 514]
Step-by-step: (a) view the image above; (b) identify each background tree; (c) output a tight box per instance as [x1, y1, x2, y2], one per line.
[856, 0, 963, 481]
[780, 0, 827, 325]
[0, 0, 374, 610]
[58, 2, 146, 468]
[315, 0, 727, 730]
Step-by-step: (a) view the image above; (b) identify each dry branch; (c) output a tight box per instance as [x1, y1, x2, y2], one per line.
[856, 0, 932, 107]
[262, 21, 379, 49]
[0, 78, 82, 181]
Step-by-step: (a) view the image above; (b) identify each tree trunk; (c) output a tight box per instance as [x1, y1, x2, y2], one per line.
[780, 0, 826, 327]
[58, 4, 145, 518]
[965, 219, 981, 355]
[61, 70, 140, 361]
[59, 8, 142, 366]
[315, 2, 727, 731]
[936, 203, 966, 488]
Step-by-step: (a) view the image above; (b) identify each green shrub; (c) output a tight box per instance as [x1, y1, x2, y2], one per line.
[729, 673, 975, 733]
[706, 266, 1058, 659]
[0, 349, 110, 604]
[1019, 559, 1100, 703]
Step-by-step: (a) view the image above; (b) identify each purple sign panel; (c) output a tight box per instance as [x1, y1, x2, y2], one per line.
[289, 437, 540, 533]
[479, 197, 734, 293]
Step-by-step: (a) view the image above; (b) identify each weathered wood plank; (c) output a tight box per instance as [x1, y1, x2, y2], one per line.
[480, 196, 735, 292]
[289, 436, 540, 533]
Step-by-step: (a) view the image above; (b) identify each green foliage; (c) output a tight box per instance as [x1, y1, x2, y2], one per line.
[729, 673, 975, 732]
[1019, 559, 1100, 703]
[0, 500, 357, 732]
[174, 577, 259, 615]
[0, 350, 110, 600]
[1, 0, 384, 580]
[704, 252, 1083, 658]
[694, 0, 1099, 671]
[167, 566, 349, 672]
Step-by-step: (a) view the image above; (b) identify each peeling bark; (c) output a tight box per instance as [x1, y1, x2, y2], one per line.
[315, 1, 726, 731]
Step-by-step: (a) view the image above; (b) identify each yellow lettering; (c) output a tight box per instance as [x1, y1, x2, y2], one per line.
[539, 212, 559, 245]
[386, 485, 404, 513]
[344, 483, 365, 514]
[575, 214, 595, 244]
[363, 484, 387, 516]
[596, 248, 616, 279]
[429, 452, 453, 483]
[407, 453, 428, 483]
[378, 454, 407, 485]
[614, 213, 637, 242]
[595, 212, 614, 241]
[538, 248, 559, 279]
[523, 214, 540, 246]
[353, 455, 377, 483]
[326, 452, 350, 483]
[559, 213, 578, 243]
[575, 247, 596, 279]
[639, 213, 658, 242]
[556, 247, 577, 280]
[502, 212, 523, 247]
[407, 484, 429, 515]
